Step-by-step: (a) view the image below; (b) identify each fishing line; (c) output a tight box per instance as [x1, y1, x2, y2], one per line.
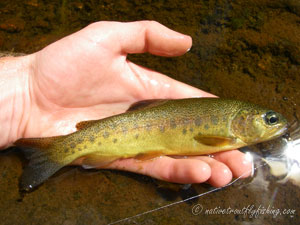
[107, 162, 267, 225]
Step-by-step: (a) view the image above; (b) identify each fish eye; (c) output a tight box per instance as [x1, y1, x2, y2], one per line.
[264, 111, 279, 125]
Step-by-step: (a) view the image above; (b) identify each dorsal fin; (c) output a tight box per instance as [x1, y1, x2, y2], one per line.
[76, 120, 98, 130]
[127, 99, 170, 111]
[82, 154, 119, 169]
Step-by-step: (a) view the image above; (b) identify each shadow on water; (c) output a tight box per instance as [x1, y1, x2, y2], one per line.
[0, 0, 300, 224]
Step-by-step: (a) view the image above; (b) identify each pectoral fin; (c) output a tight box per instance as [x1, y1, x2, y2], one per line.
[194, 135, 236, 147]
[82, 154, 119, 169]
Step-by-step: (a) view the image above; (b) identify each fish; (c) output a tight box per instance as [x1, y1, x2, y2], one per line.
[14, 98, 288, 191]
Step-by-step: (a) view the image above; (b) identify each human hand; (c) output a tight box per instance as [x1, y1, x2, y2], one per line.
[3, 21, 252, 187]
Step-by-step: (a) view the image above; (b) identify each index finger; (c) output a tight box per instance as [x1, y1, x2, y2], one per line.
[87, 20, 192, 56]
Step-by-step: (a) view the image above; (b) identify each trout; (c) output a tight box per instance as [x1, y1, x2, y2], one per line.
[14, 98, 288, 190]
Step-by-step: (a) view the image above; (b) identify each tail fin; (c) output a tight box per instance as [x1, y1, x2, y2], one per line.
[14, 137, 64, 191]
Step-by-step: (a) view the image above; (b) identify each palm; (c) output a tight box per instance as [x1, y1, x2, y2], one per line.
[24, 21, 251, 187]
[34, 23, 139, 108]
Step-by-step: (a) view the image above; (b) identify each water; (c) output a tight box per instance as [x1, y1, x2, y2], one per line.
[0, 0, 299, 224]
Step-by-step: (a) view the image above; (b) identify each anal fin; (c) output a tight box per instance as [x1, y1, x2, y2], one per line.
[135, 151, 163, 160]
[82, 154, 119, 169]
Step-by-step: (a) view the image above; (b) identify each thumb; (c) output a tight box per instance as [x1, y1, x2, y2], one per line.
[127, 62, 216, 99]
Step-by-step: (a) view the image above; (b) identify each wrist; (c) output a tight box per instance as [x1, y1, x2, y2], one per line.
[0, 54, 34, 149]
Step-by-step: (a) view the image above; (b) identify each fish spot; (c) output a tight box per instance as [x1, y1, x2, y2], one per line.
[182, 128, 187, 135]
[71, 150, 75, 154]
[211, 116, 219, 125]
[195, 117, 202, 126]
[222, 116, 227, 122]
[170, 119, 177, 129]
[204, 124, 210, 130]
[109, 123, 117, 129]
[113, 138, 118, 143]
[146, 123, 151, 131]
[135, 134, 139, 139]
[77, 137, 84, 143]
[64, 148, 69, 153]
[89, 135, 95, 142]
[70, 142, 76, 148]
[93, 126, 102, 133]
[103, 131, 110, 139]
[159, 125, 165, 133]
[122, 127, 128, 134]
[183, 118, 190, 125]
[189, 128, 194, 133]
[78, 148, 82, 151]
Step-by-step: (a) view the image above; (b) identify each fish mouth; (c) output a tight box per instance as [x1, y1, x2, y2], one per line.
[273, 125, 288, 138]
